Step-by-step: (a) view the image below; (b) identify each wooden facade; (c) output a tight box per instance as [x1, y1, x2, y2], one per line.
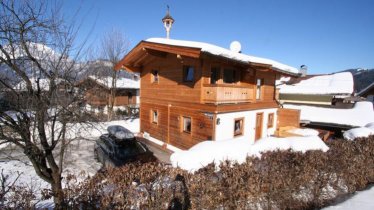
[77, 78, 138, 109]
[116, 40, 298, 150]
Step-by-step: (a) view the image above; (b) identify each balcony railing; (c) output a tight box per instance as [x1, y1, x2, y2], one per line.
[202, 84, 254, 104]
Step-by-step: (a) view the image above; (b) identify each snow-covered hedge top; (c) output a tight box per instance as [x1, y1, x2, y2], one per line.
[343, 127, 374, 141]
[89, 76, 139, 89]
[146, 38, 298, 75]
[284, 101, 374, 127]
[171, 136, 329, 172]
[278, 72, 354, 95]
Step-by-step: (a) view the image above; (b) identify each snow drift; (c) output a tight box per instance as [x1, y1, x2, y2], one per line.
[170, 136, 329, 172]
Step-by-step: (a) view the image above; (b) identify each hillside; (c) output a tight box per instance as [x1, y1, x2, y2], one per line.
[338, 68, 374, 93]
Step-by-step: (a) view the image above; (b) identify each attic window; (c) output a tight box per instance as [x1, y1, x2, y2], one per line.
[183, 66, 194, 82]
[152, 70, 159, 83]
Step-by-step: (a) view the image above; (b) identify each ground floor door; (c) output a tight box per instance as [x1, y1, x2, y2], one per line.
[255, 112, 263, 141]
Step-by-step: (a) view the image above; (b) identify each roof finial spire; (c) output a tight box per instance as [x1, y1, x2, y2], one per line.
[162, 5, 174, 39]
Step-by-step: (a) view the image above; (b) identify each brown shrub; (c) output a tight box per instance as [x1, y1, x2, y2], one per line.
[9, 135, 372, 209]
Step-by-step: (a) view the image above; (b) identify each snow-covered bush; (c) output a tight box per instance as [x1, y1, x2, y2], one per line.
[171, 136, 328, 172]
[343, 127, 374, 140]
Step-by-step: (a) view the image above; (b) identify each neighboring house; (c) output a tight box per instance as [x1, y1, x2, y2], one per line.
[11, 77, 73, 109]
[115, 38, 300, 150]
[77, 76, 140, 112]
[357, 81, 374, 103]
[277, 72, 354, 106]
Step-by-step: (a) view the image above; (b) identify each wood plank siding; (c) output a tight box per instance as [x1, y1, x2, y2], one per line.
[116, 41, 298, 149]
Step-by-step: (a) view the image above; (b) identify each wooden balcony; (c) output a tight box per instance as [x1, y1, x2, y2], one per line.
[202, 84, 254, 104]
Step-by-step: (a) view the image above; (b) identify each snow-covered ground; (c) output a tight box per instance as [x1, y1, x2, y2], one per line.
[323, 185, 374, 210]
[0, 119, 140, 208]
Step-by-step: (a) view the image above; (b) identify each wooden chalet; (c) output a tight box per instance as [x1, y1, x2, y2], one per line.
[115, 38, 301, 150]
[77, 76, 139, 111]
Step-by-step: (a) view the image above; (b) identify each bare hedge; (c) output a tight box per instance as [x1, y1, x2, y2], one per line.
[3, 136, 373, 209]
[58, 135, 374, 209]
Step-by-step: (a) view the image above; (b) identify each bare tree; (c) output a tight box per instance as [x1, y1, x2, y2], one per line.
[0, 0, 89, 208]
[99, 28, 130, 120]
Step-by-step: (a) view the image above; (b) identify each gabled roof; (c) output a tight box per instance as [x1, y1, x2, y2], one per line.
[278, 72, 354, 95]
[115, 38, 299, 76]
[82, 76, 139, 90]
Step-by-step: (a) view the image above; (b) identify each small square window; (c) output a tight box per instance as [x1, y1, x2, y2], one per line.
[182, 116, 192, 133]
[234, 118, 244, 136]
[152, 70, 159, 83]
[183, 66, 194, 82]
[152, 110, 158, 124]
[268, 113, 274, 128]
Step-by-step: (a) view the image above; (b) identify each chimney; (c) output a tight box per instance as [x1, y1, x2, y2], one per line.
[300, 65, 308, 77]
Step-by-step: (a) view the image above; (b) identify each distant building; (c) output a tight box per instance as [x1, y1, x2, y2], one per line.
[277, 72, 354, 107]
[77, 76, 140, 112]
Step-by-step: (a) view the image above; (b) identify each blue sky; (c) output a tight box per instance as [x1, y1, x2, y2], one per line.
[63, 0, 374, 74]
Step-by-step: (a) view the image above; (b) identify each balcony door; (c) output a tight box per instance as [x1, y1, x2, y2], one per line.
[255, 112, 263, 141]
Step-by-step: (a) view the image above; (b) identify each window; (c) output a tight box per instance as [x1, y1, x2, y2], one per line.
[152, 70, 159, 83]
[151, 110, 158, 124]
[234, 118, 244, 136]
[210, 67, 220, 84]
[223, 69, 237, 84]
[256, 78, 263, 100]
[182, 116, 192, 133]
[268, 113, 274, 128]
[183, 66, 194, 82]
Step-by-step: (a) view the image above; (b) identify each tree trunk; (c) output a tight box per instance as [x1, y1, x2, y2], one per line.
[107, 70, 117, 121]
[51, 174, 65, 209]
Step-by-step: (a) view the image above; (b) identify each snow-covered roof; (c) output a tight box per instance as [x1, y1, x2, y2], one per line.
[88, 76, 139, 89]
[284, 101, 374, 127]
[146, 38, 299, 75]
[278, 72, 354, 95]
